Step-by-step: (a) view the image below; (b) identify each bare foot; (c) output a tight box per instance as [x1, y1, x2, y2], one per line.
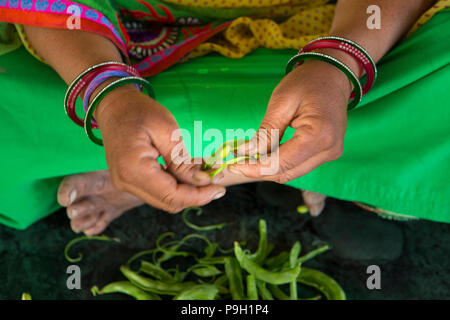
[301, 190, 327, 217]
[57, 170, 144, 235]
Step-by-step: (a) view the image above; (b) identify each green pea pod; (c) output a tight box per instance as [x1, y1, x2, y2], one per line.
[256, 280, 274, 300]
[289, 241, 301, 300]
[234, 242, 301, 285]
[192, 265, 223, 278]
[207, 156, 252, 178]
[126, 249, 156, 267]
[264, 251, 290, 270]
[297, 267, 346, 300]
[224, 257, 245, 300]
[64, 235, 120, 263]
[120, 265, 195, 295]
[174, 284, 219, 300]
[91, 281, 161, 300]
[198, 256, 228, 265]
[204, 243, 218, 258]
[214, 275, 230, 294]
[268, 284, 289, 300]
[182, 207, 227, 232]
[139, 261, 175, 282]
[246, 275, 258, 300]
[297, 244, 330, 264]
[247, 219, 268, 265]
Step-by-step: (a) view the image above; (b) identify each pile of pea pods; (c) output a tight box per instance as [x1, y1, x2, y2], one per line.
[64, 140, 346, 300]
[64, 210, 345, 300]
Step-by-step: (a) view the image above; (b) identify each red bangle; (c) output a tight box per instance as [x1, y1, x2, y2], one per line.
[298, 37, 377, 98]
[64, 62, 140, 128]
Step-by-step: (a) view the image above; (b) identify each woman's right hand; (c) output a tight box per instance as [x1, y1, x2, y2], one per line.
[92, 85, 226, 213]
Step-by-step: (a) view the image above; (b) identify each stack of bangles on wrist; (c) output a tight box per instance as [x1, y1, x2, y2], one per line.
[64, 61, 155, 146]
[286, 36, 377, 111]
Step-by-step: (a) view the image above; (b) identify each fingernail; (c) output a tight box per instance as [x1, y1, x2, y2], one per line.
[247, 139, 257, 152]
[212, 191, 226, 200]
[212, 175, 223, 184]
[228, 166, 241, 175]
[193, 170, 210, 181]
[69, 190, 77, 205]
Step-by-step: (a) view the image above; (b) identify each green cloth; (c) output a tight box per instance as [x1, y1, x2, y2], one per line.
[0, 9, 449, 229]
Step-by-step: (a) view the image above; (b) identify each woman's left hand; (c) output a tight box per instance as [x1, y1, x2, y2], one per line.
[230, 59, 352, 183]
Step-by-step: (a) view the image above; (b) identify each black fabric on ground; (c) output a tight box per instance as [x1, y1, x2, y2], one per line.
[0, 182, 449, 300]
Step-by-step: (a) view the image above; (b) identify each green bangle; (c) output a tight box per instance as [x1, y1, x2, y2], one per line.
[84, 76, 155, 146]
[312, 36, 378, 81]
[286, 52, 362, 111]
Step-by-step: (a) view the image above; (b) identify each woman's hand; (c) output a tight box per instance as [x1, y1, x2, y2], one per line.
[93, 85, 226, 213]
[230, 59, 352, 183]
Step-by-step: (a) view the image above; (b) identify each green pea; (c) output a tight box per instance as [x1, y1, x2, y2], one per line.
[234, 242, 301, 285]
[174, 284, 219, 300]
[297, 267, 346, 300]
[91, 281, 161, 300]
[21, 293, 32, 300]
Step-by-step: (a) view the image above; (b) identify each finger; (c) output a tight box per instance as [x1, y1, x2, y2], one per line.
[231, 125, 320, 178]
[236, 89, 300, 157]
[113, 156, 226, 213]
[144, 105, 212, 186]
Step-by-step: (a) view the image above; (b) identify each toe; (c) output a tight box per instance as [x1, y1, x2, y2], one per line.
[67, 198, 101, 220]
[301, 190, 327, 217]
[71, 211, 102, 234]
[57, 171, 112, 207]
[83, 210, 121, 236]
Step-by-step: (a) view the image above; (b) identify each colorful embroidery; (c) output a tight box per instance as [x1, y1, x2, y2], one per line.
[1, 0, 448, 77]
[0, 0, 125, 48]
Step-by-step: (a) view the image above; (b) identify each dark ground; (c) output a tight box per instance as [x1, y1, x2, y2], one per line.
[0, 182, 449, 300]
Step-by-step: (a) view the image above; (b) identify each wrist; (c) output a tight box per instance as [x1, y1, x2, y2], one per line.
[92, 81, 140, 123]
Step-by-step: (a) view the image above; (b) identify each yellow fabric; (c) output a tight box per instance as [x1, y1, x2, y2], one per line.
[184, 0, 449, 60]
[14, 24, 45, 62]
[14, 0, 449, 63]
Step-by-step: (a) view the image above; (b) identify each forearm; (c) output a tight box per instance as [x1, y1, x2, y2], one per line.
[23, 26, 137, 120]
[23, 26, 122, 84]
[331, 0, 435, 61]
[309, 0, 436, 95]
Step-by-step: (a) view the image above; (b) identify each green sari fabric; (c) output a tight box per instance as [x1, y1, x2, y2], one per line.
[0, 9, 449, 229]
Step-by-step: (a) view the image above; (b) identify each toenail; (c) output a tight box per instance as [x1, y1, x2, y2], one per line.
[69, 190, 77, 205]
[69, 208, 78, 219]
